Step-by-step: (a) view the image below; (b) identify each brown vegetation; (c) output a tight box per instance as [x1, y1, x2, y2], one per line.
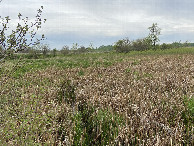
[0, 54, 193, 145]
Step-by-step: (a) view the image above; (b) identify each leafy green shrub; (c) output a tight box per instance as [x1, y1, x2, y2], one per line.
[114, 38, 132, 53]
[61, 45, 70, 55]
[42, 44, 50, 56]
[97, 45, 114, 52]
[52, 48, 57, 57]
[160, 43, 172, 50]
[77, 46, 88, 54]
[114, 37, 152, 53]
[132, 38, 151, 51]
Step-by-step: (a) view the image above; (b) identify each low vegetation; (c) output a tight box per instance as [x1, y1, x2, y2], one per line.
[0, 48, 193, 145]
[0, 3, 193, 145]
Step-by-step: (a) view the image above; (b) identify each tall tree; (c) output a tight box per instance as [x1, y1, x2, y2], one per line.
[148, 23, 161, 50]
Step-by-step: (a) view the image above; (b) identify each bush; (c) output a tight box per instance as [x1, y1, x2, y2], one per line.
[114, 37, 153, 53]
[61, 45, 70, 55]
[77, 46, 88, 54]
[160, 43, 172, 50]
[114, 38, 132, 53]
[52, 48, 57, 57]
[42, 45, 50, 56]
[97, 45, 114, 52]
[132, 37, 152, 51]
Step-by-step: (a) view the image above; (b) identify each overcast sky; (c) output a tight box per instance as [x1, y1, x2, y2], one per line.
[0, 0, 194, 49]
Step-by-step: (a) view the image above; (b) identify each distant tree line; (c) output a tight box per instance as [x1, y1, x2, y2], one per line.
[7, 40, 192, 59]
[113, 23, 193, 53]
[3, 22, 194, 59]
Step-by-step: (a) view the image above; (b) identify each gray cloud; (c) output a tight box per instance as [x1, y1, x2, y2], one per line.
[0, 0, 194, 49]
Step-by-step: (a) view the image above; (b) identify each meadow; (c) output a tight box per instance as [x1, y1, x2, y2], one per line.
[0, 47, 193, 145]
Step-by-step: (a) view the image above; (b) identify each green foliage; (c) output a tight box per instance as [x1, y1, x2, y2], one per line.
[61, 45, 70, 55]
[77, 46, 88, 53]
[160, 43, 172, 50]
[58, 79, 76, 106]
[0, 45, 3, 57]
[132, 37, 152, 51]
[181, 96, 194, 145]
[125, 68, 131, 73]
[97, 45, 114, 52]
[87, 42, 94, 51]
[148, 23, 161, 49]
[56, 77, 125, 145]
[69, 44, 95, 54]
[170, 40, 192, 48]
[1, 47, 192, 78]
[114, 37, 152, 53]
[78, 70, 84, 76]
[52, 48, 57, 57]
[171, 41, 182, 48]
[114, 38, 132, 53]
[42, 44, 50, 56]
[0, 6, 46, 92]
[56, 79, 124, 145]
[6, 49, 15, 59]
[72, 43, 79, 50]
[0, 6, 46, 59]
[1, 51, 194, 145]
[182, 96, 194, 126]
[71, 102, 124, 145]
[127, 47, 194, 56]
[32, 44, 50, 56]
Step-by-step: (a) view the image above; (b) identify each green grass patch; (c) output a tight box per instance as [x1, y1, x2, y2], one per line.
[127, 47, 194, 56]
[3, 47, 194, 77]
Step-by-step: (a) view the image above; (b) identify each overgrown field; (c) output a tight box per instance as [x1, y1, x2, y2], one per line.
[0, 48, 194, 145]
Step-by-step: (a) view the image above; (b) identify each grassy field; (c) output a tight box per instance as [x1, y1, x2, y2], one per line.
[0, 47, 194, 145]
